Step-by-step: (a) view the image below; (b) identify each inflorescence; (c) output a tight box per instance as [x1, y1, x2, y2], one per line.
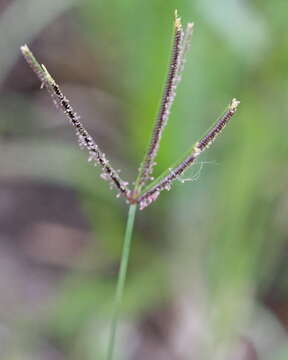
[21, 11, 240, 210]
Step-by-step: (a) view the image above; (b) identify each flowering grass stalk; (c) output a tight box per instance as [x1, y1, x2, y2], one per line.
[21, 11, 240, 360]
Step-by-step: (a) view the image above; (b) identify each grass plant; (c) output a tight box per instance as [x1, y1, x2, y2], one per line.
[21, 11, 240, 360]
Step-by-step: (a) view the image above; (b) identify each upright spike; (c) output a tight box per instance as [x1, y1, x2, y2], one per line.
[135, 11, 185, 191]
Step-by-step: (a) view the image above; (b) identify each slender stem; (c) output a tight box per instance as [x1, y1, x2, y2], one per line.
[107, 203, 137, 360]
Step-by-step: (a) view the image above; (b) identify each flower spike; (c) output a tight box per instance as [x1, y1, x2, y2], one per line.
[138, 99, 240, 210]
[21, 12, 240, 211]
[134, 11, 188, 192]
[21, 45, 131, 199]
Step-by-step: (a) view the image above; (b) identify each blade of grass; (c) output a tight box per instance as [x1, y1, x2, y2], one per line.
[107, 203, 137, 360]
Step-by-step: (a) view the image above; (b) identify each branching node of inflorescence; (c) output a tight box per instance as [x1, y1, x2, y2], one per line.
[21, 10, 240, 211]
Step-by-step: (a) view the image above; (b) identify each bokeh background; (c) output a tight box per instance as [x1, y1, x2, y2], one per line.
[0, 0, 287, 359]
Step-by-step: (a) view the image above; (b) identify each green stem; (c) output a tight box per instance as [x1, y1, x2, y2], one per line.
[107, 203, 137, 360]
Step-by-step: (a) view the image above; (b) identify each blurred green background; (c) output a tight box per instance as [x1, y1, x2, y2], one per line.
[0, 0, 287, 359]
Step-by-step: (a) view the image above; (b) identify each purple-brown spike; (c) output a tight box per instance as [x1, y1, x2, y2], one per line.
[135, 11, 185, 191]
[21, 45, 131, 199]
[138, 99, 240, 210]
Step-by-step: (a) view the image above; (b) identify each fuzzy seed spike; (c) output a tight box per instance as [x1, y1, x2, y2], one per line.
[135, 12, 187, 192]
[21, 45, 131, 199]
[138, 98, 240, 209]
